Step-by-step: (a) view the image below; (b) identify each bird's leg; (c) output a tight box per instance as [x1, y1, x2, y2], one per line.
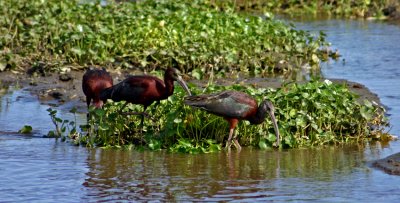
[225, 119, 239, 150]
[139, 106, 148, 144]
[152, 101, 160, 131]
[86, 97, 91, 124]
[225, 128, 234, 150]
[233, 132, 242, 151]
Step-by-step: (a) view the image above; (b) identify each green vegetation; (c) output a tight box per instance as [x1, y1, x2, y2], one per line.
[1, 0, 393, 152]
[0, 0, 331, 78]
[18, 125, 33, 134]
[213, 0, 398, 18]
[49, 79, 390, 153]
[47, 107, 78, 141]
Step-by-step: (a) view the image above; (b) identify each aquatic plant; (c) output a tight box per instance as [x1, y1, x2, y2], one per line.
[0, 0, 330, 78]
[18, 125, 32, 134]
[47, 108, 79, 141]
[72, 79, 389, 152]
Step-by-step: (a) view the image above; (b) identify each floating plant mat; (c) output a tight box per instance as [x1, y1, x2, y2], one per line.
[48, 79, 392, 153]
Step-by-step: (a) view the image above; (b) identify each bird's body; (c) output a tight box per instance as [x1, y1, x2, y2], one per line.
[101, 75, 175, 107]
[184, 90, 280, 150]
[100, 68, 191, 130]
[82, 68, 113, 109]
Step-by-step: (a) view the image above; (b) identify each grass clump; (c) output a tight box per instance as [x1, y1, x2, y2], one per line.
[1, 0, 330, 78]
[53, 79, 389, 153]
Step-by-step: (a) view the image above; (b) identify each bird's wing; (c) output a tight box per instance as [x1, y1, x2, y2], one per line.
[184, 91, 254, 118]
[113, 77, 149, 101]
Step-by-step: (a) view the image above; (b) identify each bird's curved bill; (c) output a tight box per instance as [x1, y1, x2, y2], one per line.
[267, 102, 280, 147]
[176, 76, 192, 96]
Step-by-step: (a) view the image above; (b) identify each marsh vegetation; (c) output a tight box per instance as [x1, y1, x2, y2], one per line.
[0, 0, 393, 153]
[47, 79, 390, 153]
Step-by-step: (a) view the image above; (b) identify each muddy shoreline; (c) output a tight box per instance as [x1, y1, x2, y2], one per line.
[0, 69, 382, 113]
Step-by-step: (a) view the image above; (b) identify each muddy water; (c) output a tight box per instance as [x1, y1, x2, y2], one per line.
[1, 20, 400, 201]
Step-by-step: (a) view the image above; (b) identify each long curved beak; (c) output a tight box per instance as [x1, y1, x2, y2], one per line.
[266, 102, 280, 147]
[176, 76, 192, 96]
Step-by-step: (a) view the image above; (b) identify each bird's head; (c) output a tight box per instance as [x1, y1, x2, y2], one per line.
[166, 68, 192, 96]
[260, 99, 280, 147]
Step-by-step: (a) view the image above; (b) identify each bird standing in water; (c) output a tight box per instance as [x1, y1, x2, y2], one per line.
[100, 67, 192, 130]
[82, 68, 113, 109]
[184, 90, 280, 150]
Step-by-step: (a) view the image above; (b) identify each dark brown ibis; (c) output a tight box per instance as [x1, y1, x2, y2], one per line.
[100, 67, 192, 129]
[82, 68, 113, 109]
[184, 90, 280, 150]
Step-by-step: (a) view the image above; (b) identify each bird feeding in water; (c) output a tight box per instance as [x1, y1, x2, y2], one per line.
[82, 68, 113, 109]
[184, 90, 280, 150]
[100, 67, 192, 130]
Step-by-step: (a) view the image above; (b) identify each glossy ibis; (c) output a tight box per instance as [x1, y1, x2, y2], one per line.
[82, 68, 113, 109]
[100, 67, 192, 130]
[184, 90, 280, 150]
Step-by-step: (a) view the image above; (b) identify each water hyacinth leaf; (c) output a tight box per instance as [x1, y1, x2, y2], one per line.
[364, 99, 373, 108]
[267, 132, 277, 142]
[48, 130, 57, 137]
[19, 125, 33, 134]
[191, 68, 202, 80]
[95, 109, 105, 116]
[208, 144, 221, 153]
[360, 106, 372, 120]
[258, 139, 268, 150]
[148, 139, 161, 151]
[55, 117, 63, 123]
[207, 140, 221, 152]
[98, 123, 109, 131]
[71, 48, 84, 56]
[302, 92, 310, 98]
[99, 27, 112, 34]
[174, 118, 182, 123]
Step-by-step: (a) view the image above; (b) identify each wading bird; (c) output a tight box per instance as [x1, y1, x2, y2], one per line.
[184, 90, 280, 150]
[82, 68, 113, 109]
[100, 67, 192, 130]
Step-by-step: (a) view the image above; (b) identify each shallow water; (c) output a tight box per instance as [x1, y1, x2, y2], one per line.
[293, 19, 400, 135]
[1, 19, 400, 201]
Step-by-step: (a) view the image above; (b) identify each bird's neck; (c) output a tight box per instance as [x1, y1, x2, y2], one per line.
[248, 104, 267, 125]
[163, 75, 175, 97]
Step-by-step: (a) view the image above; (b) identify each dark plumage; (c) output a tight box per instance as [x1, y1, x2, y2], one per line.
[82, 68, 113, 109]
[184, 90, 280, 150]
[100, 68, 192, 128]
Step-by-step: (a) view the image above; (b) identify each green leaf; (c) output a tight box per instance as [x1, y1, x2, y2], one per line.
[360, 106, 372, 120]
[148, 139, 161, 150]
[173, 118, 182, 123]
[258, 139, 267, 150]
[19, 125, 33, 134]
[364, 100, 373, 108]
[95, 109, 105, 116]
